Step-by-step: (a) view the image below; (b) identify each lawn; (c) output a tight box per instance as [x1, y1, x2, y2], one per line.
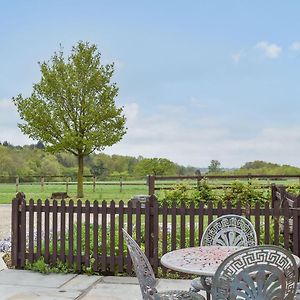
[0, 182, 158, 204]
[1, 177, 298, 204]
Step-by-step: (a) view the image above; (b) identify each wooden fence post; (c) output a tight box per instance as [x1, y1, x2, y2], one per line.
[296, 195, 300, 256]
[148, 194, 158, 269]
[271, 184, 277, 208]
[148, 175, 155, 195]
[65, 177, 69, 193]
[119, 177, 123, 193]
[15, 176, 19, 193]
[11, 192, 25, 268]
[41, 176, 44, 192]
[93, 175, 96, 193]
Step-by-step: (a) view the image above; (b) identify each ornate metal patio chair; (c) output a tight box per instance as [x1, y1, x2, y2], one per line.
[122, 229, 205, 300]
[295, 283, 300, 299]
[211, 245, 298, 300]
[191, 215, 257, 297]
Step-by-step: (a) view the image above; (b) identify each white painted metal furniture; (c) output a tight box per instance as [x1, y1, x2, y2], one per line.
[191, 214, 258, 297]
[161, 246, 300, 299]
[122, 229, 205, 300]
[211, 245, 298, 300]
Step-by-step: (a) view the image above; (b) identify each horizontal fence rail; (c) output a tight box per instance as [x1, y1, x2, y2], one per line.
[11, 188, 300, 275]
[147, 174, 300, 195]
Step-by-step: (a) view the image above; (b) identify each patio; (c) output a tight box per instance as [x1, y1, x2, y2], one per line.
[0, 269, 205, 300]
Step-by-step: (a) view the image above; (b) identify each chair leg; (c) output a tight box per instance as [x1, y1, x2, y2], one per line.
[206, 291, 211, 300]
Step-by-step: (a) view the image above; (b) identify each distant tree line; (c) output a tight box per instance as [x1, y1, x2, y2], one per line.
[1, 142, 300, 180]
[0, 141, 198, 179]
[206, 159, 300, 176]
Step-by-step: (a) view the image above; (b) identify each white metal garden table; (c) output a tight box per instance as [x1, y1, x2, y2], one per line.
[161, 246, 300, 277]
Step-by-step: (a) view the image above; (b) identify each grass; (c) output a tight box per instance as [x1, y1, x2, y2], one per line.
[1, 177, 298, 204]
[0, 182, 166, 204]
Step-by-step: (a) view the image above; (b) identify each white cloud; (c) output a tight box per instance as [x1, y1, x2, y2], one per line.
[2, 98, 300, 168]
[255, 41, 282, 59]
[123, 102, 139, 122]
[290, 41, 300, 51]
[104, 104, 300, 168]
[189, 97, 206, 109]
[0, 99, 20, 127]
[0, 99, 33, 145]
[232, 52, 242, 64]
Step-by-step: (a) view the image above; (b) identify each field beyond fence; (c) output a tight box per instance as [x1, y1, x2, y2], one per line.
[1, 173, 300, 204]
[11, 186, 300, 276]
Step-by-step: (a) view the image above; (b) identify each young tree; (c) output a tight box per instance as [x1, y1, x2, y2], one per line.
[13, 42, 126, 197]
[134, 158, 177, 176]
[208, 159, 221, 173]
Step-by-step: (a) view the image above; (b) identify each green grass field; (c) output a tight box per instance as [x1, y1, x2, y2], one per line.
[0, 182, 164, 204]
[0, 177, 299, 204]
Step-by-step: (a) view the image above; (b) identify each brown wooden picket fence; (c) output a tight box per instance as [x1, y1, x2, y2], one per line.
[11, 187, 300, 275]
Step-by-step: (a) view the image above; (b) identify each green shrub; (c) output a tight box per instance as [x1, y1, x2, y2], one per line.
[286, 184, 300, 196]
[25, 257, 73, 274]
[162, 181, 216, 207]
[222, 180, 269, 207]
[161, 180, 269, 207]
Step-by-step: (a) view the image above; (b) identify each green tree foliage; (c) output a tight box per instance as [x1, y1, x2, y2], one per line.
[208, 159, 222, 173]
[230, 160, 300, 176]
[0, 143, 198, 179]
[134, 158, 177, 176]
[40, 155, 62, 176]
[13, 42, 126, 197]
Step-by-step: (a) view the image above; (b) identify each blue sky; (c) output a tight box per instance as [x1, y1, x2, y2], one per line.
[1, 1, 300, 167]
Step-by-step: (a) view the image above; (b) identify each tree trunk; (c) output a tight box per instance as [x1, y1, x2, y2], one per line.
[77, 154, 84, 198]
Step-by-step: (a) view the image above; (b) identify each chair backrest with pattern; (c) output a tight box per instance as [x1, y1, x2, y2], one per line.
[122, 229, 158, 300]
[201, 214, 257, 247]
[211, 245, 298, 300]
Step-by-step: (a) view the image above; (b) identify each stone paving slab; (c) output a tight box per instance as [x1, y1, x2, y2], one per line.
[81, 283, 142, 300]
[82, 277, 206, 300]
[60, 274, 101, 291]
[0, 269, 77, 288]
[101, 276, 139, 285]
[0, 269, 205, 300]
[0, 285, 81, 300]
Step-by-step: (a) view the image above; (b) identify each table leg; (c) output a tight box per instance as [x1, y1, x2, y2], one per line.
[200, 276, 211, 300]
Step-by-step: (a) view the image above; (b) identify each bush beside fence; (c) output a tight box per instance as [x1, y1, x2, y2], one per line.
[11, 186, 300, 276]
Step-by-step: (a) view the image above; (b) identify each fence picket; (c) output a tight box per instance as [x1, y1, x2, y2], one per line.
[110, 200, 115, 273]
[36, 199, 42, 258]
[101, 200, 107, 272]
[44, 199, 50, 263]
[274, 200, 280, 245]
[198, 202, 204, 244]
[127, 201, 133, 274]
[136, 201, 141, 246]
[76, 200, 82, 272]
[52, 200, 58, 264]
[171, 201, 177, 250]
[283, 200, 290, 250]
[264, 201, 270, 244]
[254, 201, 260, 244]
[60, 199, 66, 262]
[68, 200, 74, 268]
[93, 200, 99, 272]
[118, 201, 124, 273]
[28, 199, 34, 263]
[189, 202, 195, 247]
[85, 200, 90, 268]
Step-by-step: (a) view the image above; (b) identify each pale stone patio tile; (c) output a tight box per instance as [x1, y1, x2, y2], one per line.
[0, 269, 77, 288]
